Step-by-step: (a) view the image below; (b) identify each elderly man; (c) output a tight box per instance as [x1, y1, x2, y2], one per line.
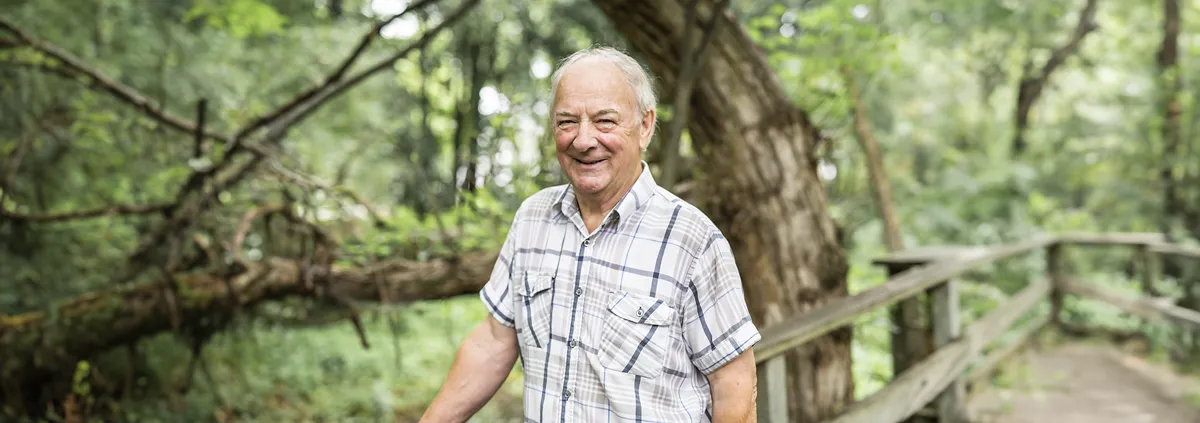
[421, 46, 760, 422]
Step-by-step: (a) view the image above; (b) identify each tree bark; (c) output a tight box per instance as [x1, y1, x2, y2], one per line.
[591, 1, 852, 421]
[1158, 0, 1182, 237]
[0, 250, 499, 392]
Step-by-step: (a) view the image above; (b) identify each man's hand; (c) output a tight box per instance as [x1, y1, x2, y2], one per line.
[709, 348, 758, 423]
[420, 314, 519, 422]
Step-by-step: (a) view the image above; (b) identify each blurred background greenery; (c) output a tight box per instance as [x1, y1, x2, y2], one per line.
[1, 0, 1198, 421]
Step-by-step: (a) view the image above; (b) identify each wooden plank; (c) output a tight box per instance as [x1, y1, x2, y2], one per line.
[965, 314, 1049, 386]
[930, 279, 964, 422]
[1148, 243, 1200, 260]
[1061, 278, 1200, 330]
[872, 246, 987, 267]
[969, 279, 1051, 344]
[756, 236, 1053, 362]
[1054, 232, 1163, 245]
[756, 355, 788, 423]
[826, 279, 1050, 423]
[828, 337, 971, 423]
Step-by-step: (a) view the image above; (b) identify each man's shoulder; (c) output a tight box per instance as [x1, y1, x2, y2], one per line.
[511, 184, 569, 223]
[645, 187, 725, 254]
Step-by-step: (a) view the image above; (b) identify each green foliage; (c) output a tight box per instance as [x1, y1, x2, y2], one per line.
[184, 0, 289, 38]
[3, 0, 1200, 419]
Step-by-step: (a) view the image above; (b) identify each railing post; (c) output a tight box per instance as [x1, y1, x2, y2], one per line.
[878, 261, 935, 423]
[929, 279, 964, 422]
[1048, 242, 1064, 329]
[1138, 244, 1161, 297]
[884, 262, 933, 377]
[756, 355, 788, 423]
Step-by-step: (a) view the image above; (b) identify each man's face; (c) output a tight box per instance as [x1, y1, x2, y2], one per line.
[551, 58, 654, 199]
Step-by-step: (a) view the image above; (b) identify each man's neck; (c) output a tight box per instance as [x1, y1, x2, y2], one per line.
[576, 167, 640, 233]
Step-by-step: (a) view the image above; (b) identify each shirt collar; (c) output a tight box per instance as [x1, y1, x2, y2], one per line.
[558, 161, 658, 231]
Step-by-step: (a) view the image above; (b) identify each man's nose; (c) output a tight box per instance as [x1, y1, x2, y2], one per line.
[571, 121, 598, 150]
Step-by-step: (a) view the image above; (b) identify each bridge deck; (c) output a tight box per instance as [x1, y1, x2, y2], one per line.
[968, 342, 1200, 423]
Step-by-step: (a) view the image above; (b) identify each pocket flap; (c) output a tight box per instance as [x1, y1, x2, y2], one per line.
[520, 272, 554, 297]
[607, 291, 674, 326]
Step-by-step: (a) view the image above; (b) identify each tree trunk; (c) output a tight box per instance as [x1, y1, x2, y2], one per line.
[1158, 0, 1181, 237]
[0, 250, 499, 409]
[843, 67, 904, 252]
[1011, 0, 1099, 156]
[591, 1, 852, 421]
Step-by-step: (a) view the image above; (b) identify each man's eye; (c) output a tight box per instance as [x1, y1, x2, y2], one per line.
[557, 120, 576, 127]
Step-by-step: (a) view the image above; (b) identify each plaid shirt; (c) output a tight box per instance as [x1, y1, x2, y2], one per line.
[480, 163, 761, 422]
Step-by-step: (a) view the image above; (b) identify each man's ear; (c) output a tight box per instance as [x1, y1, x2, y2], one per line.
[639, 109, 656, 151]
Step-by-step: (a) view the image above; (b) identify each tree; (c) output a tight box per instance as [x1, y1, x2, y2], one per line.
[0, 0, 486, 413]
[590, 1, 852, 420]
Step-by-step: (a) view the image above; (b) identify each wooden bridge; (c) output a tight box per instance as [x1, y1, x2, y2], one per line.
[753, 232, 1200, 423]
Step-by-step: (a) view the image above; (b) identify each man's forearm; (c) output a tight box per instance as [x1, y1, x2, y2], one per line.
[421, 317, 518, 422]
[712, 387, 756, 423]
[709, 350, 758, 423]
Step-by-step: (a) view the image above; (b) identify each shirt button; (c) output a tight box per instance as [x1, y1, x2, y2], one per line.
[637, 307, 644, 317]
[574, 287, 583, 296]
[568, 339, 577, 348]
[583, 238, 593, 246]
[563, 389, 571, 399]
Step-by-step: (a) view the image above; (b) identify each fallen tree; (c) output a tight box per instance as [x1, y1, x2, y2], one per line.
[0, 248, 498, 396]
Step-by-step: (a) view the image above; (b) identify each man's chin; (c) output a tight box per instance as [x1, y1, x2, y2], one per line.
[568, 174, 610, 195]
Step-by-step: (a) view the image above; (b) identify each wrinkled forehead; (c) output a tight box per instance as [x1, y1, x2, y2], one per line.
[552, 58, 639, 114]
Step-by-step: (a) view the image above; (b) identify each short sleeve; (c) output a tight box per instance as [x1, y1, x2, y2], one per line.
[479, 220, 519, 328]
[682, 231, 761, 374]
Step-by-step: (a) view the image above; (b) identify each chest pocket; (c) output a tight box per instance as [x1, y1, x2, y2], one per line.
[598, 291, 676, 379]
[515, 271, 555, 350]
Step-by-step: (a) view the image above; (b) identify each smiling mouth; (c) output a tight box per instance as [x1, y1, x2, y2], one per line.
[575, 158, 607, 165]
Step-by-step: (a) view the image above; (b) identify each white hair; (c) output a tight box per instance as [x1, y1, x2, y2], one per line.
[548, 46, 658, 128]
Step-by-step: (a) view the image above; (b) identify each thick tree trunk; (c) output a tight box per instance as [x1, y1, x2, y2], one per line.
[0, 250, 498, 394]
[591, 1, 852, 421]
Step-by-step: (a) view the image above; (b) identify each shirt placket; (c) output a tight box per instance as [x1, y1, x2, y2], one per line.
[558, 226, 595, 422]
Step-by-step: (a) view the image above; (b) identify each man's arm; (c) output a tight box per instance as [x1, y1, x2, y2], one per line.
[709, 348, 758, 423]
[420, 314, 519, 423]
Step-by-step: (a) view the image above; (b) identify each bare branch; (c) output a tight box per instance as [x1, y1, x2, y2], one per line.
[1012, 0, 1099, 155]
[231, 204, 290, 263]
[0, 18, 234, 145]
[193, 99, 207, 159]
[327, 0, 442, 83]
[236, 0, 445, 140]
[0, 133, 33, 206]
[267, 162, 390, 228]
[0, 202, 171, 223]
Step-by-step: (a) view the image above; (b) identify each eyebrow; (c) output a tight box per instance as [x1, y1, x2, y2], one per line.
[555, 109, 620, 119]
[592, 109, 619, 119]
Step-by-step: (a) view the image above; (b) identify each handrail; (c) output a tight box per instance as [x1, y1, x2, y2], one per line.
[753, 232, 1195, 423]
[755, 235, 1053, 362]
[828, 278, 1050, 423]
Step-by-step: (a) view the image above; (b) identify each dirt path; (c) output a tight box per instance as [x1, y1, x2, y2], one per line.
[968, 342, 1200, 423]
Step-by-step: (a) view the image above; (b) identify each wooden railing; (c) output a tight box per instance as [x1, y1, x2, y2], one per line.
[754, 232, 1200, 423]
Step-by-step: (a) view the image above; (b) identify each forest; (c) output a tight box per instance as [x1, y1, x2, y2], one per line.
[1, 0, 1198, 422]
